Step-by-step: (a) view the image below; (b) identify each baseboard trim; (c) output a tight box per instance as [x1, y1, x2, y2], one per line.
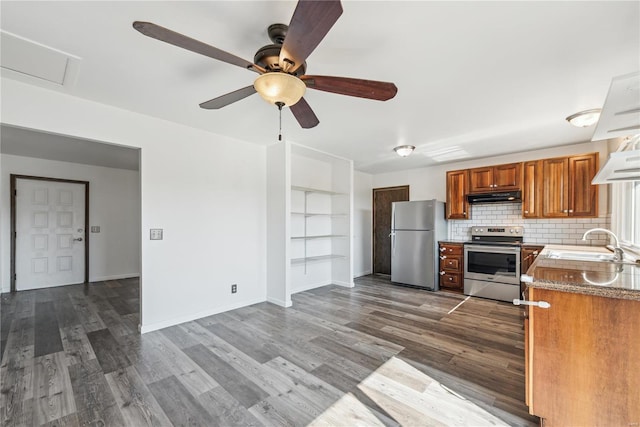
[334, 280, 355, 288]
[266, 296, 293, 307]
[354, 270, 372, 278]
[140, 296, 265, 334]
[90, 273, 140, 282]
[292, 279, 332, 294]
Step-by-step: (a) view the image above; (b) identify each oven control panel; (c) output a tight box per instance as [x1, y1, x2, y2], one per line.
[471, 226, 523, 237]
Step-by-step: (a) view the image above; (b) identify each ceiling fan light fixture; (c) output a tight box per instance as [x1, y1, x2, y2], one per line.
[254, 72, 306, 107]
[394, 145, 415, 157]
[566, 108, 602, 127]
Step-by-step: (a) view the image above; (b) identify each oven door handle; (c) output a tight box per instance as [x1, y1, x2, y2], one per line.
[465, 244, 520, 254]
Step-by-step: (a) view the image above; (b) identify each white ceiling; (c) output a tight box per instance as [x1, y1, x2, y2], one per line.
[1, 1, 638, 174]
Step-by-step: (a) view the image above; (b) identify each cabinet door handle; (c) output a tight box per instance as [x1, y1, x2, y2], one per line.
[440, 255, 447, 260]
[563, 209, 568, 213]
[513, 299, 551, 309]
[568, 209, 573, 213]
[440, 247, 446, 252]
[440, 271, 446, 275]
[524, 210, 529, 214]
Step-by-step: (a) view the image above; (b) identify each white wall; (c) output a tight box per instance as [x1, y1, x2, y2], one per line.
[1, 78, 267, 333]
[353, 170, 372, 277]
[0, 154, 140, 290]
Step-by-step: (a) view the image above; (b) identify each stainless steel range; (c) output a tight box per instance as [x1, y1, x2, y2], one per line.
[464, 226, 523, 302]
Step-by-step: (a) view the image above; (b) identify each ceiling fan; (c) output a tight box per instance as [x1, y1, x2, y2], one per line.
[133, 0, 397, 129]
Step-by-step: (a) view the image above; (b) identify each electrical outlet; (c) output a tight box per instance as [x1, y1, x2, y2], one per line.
[90, 226, 100, 233]
[231, 284, 237, 294]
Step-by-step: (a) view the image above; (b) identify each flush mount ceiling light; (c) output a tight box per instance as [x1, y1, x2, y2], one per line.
[566, 108, 602, 127]
[394, 145, 416, 157]
[253, 72, 306, 107]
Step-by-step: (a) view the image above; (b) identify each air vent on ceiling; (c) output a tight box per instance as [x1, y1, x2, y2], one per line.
[0, 30, 80, 86]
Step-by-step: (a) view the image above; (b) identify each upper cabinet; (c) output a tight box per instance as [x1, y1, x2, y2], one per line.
[446, 169, 469, 220]
[468, 162, 522, 193]
[522, 160, 543, 218]
[446, 152, 598, 220]
[542, 153, 598, 218]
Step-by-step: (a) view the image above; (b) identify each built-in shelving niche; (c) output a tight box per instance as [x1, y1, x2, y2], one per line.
[266, 142, 354, 308]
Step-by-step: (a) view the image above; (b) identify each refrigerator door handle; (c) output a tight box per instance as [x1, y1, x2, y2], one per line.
[390, 231, 395, 252]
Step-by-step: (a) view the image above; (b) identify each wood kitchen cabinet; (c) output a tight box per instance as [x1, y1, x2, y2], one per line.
[521, 245, 543, 275]
[526, 287, 640, 426]
[542, 152, 598, 218]
[445, 170, 469, 220]
[522, 160, 542, 218]
[468, 162, 521, 193]
[520, 245, 543, 294]
[438, 242, 463, 292]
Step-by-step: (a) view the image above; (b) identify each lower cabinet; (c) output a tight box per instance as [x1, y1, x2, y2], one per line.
[438, 242, 463, 292]
[526, 287, 640, 426]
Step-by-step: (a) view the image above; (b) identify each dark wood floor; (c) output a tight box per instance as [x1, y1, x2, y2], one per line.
[1, 275, 539, 426]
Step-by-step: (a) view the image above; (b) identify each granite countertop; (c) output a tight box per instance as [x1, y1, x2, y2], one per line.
[524, 244, 640, 301]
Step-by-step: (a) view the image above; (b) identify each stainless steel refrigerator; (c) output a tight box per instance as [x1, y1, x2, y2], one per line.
[390, 200, 447, 290]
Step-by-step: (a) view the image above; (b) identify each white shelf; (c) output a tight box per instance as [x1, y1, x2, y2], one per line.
[291, 212, 347, 217]
[291, 254, 347, 265]
[291, 234, 348, 240]
[291, 186, 347, 195]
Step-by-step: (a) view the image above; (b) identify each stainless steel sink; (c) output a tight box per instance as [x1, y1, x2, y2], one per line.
[545, 250, 639, 266]
[546, 250, 618, 262]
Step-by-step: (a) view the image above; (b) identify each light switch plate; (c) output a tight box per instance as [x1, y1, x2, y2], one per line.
[150, 229, 163, 240]
[90, 226, 100, 233]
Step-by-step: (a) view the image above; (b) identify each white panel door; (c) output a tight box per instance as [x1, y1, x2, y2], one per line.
[16, 179, 86, 290]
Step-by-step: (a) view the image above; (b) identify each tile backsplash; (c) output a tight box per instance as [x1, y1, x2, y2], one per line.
[449, 203, 611, 247]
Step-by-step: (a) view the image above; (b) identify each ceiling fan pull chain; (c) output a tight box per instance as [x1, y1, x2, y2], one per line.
[276, 101, 284, 141]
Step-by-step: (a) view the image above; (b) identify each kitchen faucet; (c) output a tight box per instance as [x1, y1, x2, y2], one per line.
[581, 228, 624, 262]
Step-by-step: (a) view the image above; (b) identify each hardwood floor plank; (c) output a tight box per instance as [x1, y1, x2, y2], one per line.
[183, 343, 270, 408]
[67, 358, 125, 426]
[136, 332, 219, 396]
[202, 322, 280, 364]
[86, 328, 132, 374]
[34, 301, 63, 357]
[198, 386, 263, 426]
[104, 366, 173, 426]
[59, 325, 97, 367]
[53, 297, 80, 329]
[32, 351, 76, 425]
[147, 375, 218, 426]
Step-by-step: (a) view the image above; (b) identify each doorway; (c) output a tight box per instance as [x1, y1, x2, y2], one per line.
[372, 185, 409, 275]
[11, 175, 89, 291]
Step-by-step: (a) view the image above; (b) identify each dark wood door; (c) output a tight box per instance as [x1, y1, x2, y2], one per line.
[372, 186, 409, 275]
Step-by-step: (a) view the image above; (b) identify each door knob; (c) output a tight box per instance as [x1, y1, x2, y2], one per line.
[73, 237, 83, 242]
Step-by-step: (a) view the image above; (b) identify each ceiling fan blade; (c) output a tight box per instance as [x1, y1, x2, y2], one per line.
[199, 86, 257, 109]
[133, 21, 264, 73]
[290, 97, 319, 128]
[279, 0, 343, 73]
[301, 75, 398, 101]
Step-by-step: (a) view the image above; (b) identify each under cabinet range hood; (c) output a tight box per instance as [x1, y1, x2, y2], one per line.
[591, 72, 640, 184]
[467, 191, 522, 204]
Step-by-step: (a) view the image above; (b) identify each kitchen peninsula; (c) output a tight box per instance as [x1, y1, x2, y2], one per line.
[522, 245, 639, 426]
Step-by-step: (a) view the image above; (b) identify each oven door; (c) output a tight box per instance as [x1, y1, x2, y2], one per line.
[464, 244, 521, 285]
